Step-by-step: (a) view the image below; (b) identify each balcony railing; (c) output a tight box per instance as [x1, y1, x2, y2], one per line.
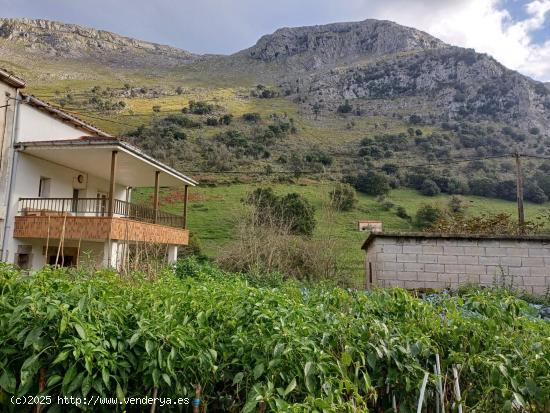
[18, 197, 184, 229]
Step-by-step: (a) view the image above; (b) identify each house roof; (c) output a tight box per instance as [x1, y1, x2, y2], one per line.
[20, 94, 111, 137]
[0, 68, 26, 88]
[15, 136, 198, 187]
[361, 231, 550, 250]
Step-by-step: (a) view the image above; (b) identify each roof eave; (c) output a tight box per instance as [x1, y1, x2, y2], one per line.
[0, 68, 26, 88]
[15, 139, 198, 186]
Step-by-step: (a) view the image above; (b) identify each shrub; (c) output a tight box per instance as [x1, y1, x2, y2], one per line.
[353, 172, 391, 196]
[219, 114, 233, 125]
[396, 206, 411, 220]
[242, 112, 261, 122]
[206, 117, 219, 126]
[329, 183, 357, 211]
[188, 100, 214, 114]
[448, 196, 466, 214]
[152, 105, 161, 113]
[337, 100, 353, 114]
[245, 188, 316, 236]
[468, 177, 496, 198]
[525, 182, 548, 204]
[415, 204, 444, 228]
[420, 179, 441, 196]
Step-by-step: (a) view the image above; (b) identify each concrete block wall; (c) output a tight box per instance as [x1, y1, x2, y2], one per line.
[364, 235, 550, 296]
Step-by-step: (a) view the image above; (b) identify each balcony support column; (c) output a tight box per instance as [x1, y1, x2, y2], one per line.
[167, 245, 178, 264]
[153, 171, 160, 223]
[182, 185, 188, 229]
[108, 150, 118, 217]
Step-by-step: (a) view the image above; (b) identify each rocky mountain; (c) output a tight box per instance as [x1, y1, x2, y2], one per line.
[238, 19, 446, 71]
[0, 18, 197, 67]
[1, 17, 549, 148]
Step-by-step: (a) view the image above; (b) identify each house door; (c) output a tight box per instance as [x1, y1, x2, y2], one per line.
[96, 192, 107, 216]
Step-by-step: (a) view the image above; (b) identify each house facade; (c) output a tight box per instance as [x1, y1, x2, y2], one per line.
[0, 69, 197, 270]
[362, 232, 550, 296]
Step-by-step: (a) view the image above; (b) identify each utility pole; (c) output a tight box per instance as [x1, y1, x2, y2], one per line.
[515, 152, 525, 231]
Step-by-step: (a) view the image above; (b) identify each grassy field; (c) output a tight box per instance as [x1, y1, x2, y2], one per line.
[134, 183, 550, 282]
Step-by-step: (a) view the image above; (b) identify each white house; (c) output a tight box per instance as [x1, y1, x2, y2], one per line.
[0, 69, 197, 270]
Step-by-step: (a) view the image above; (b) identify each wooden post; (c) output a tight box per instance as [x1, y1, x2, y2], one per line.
[108, 150, 118, 217]
[183, 185, 189, 229]
[153, 171, 160, 223]
[515, 153, 525, 231]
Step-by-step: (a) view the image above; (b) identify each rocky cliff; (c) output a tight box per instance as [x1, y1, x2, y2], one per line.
[0, 18, 196, 67]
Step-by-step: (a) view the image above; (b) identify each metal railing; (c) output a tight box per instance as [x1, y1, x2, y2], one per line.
[18, 197, 184, 229]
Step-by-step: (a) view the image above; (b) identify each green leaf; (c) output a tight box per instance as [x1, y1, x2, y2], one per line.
[24, 327, 42, 349]
[129, 332, 140, 347]
[233, 372, 244, 385]
[74, 324, 86, 340]
[242, 397, 259, 413]
[341, 351, 352, 367]
[82, 375, 92, 397]
[208, 348, 217, 361]
[273, 343, 285, 358]
[116, 382, 125, 404]
[0, 370, 16, 394]
[20, 355, 39, 391]
[101, 368, 110, 387]
[253, 363, 264, 380]
[53, 351, 70, 365]
[162, 373, 171, 386]
[59, 315, 68, 335]
[145, 340, 154, 355]
[284, 378, 297, 396]
[62, 364, 77, 392]
[304, 361, 313, 377]
[46, 375, 62, 389]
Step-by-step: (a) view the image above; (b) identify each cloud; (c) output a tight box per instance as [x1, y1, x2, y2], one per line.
[363, 0, 550, 81]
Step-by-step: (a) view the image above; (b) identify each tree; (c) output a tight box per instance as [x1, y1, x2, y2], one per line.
[448, 196, 465, 214]
[279, 193, 316, 236]
[468, 177, 496, 197]
[415, 204, 444, 228]
[495, 180, 516, 201]
[242, 112, 261, 122]
[525, 182, 548, 204]
[337, 100, 353, 114]
[420, 179, 441, 196]
[245, 189, 316, 236]
[329, 183, 357, 211]
[353, 171, 391, 196]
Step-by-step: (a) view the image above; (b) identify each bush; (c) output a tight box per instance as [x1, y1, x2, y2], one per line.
[396, 206, 411, 220]
[415, 204, 444, 228]
[245, 188, 316, 236]
[329, 183, 357, 211]
[468, 177, 496, 198]
[219, 114, 233, 125]
[205, 117, 219, 126]
[337, 100, 353, 114]
[525, 182, 548, 204]
[352, 172, 391, 196]
[448, 196, 466, 214]
[242, 112, 261, 122]
[188, 100, 214, 114]
[420, 179, 441, 196]
[1, 263, 549, 411]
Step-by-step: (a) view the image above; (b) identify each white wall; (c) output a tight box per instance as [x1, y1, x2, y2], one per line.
[3, 153, 126, 265]
[0, 82, 17, 245]
[17, 103, 91, 142]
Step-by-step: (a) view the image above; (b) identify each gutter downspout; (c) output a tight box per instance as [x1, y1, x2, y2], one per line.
[1, 92, 21, 261]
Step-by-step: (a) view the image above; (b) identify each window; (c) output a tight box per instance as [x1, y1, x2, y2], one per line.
[38, 177, 51, 198]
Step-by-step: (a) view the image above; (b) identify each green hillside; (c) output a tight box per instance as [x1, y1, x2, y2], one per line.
[134, 183, 550, 283]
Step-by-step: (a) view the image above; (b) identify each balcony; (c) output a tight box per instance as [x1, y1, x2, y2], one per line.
[14, 197, 189, 245]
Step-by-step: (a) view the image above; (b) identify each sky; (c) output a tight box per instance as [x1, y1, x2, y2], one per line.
[1, 0, 549, 81]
